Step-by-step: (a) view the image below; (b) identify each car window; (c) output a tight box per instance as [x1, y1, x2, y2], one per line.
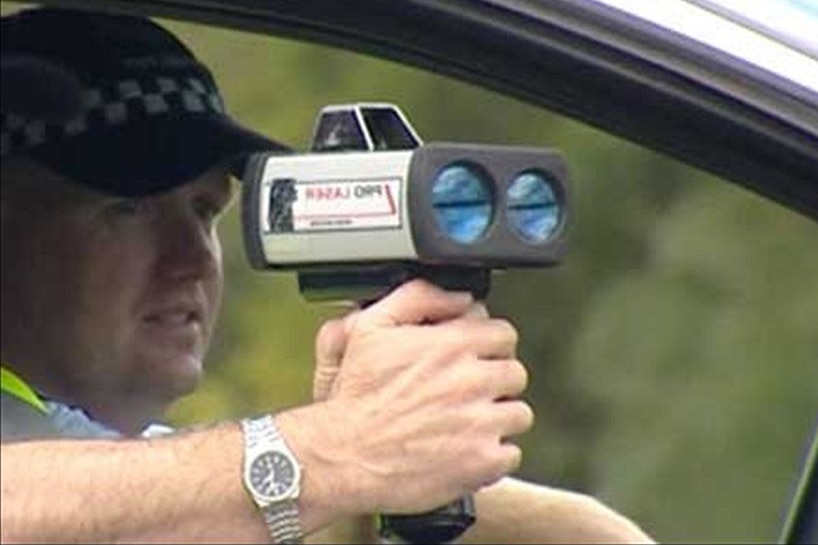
[155, 18, 818, 542]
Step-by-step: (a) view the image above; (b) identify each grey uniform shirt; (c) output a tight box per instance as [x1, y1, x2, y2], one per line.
[1, 391, 171, 441]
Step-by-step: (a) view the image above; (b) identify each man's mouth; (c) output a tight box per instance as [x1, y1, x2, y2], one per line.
[142, 300, 205, 330]
[140, 307, 204, 356]
[143, 310, 200, 326]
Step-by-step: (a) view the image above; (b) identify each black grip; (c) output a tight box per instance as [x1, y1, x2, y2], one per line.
[379, 495, 476, 544]
[313, 266, 484, 542]
[298, 265, 491, 304]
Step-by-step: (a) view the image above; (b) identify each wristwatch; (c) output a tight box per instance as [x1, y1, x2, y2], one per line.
[241, 415, 304, 544]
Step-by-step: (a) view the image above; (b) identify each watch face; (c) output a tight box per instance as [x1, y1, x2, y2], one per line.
[248, 451, 297, 500]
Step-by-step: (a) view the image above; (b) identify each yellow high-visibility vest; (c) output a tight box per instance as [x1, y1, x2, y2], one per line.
[0, 366, 47, 414]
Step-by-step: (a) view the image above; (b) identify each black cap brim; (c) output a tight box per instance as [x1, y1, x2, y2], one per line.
[30, 112, 289, 197]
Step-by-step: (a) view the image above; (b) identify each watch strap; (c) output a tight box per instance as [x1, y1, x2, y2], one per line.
[242, 415, 303, 544]
[242, 414, 283, 450]
[262, 501, 303, 544]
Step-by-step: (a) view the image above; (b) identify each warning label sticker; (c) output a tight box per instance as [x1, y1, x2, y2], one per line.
[291, 178, 402, 232]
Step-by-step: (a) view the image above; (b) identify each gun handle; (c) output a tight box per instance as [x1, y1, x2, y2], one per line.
[379, 494, 476, 544]
[298, 266, 491, 304]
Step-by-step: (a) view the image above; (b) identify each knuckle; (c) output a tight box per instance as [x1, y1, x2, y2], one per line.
[479, 444, 521, 486]
[449, 323, 474, 348]
[510, 359, 529, 391]
[497, 400, 534, 436]
[515, 401, 535, 431]
[494, 359, 528, 396]
[447, 322, 483, 354]
[493, 319, 519, 347]
[456, 360, 491, 399]
[503, 444, 523, 473]
[470, 302, 490, 319]
[407, 277, 435, 297]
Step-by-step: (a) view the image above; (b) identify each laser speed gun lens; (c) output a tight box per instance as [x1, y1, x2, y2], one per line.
[506, 170, 561, 243]
[432, 163, 493, 244]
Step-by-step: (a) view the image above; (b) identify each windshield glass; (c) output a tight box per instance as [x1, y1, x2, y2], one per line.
[587, 0, 818, 93]
[694, 0, 818, 53]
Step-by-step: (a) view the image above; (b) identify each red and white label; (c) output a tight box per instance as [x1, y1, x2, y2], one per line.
[293, 178, 401, 231]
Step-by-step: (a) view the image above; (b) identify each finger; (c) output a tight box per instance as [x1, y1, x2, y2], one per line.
[483, 358, 529, 400]
[361, 279, 474, 328]
[443, 318, 519, 360]
[462, 302, 490, 321]
[498, 443, 524, 475]
[313, 315, 354, 401]
[478, 443, 524, 489]
[493, 399, 535, 437]
[459, 358, 528, 401]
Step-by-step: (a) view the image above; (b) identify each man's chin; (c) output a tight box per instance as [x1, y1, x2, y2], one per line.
[140, 353, 205, 402]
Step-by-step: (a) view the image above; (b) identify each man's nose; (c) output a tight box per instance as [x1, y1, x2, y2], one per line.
[156, 210, 219, 281]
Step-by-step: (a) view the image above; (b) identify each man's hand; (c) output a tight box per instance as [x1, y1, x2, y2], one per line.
[312, 282, 492, 402]
[280, 279, 533, 520]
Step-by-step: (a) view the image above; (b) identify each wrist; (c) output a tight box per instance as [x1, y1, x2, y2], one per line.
[273, 404, 360, 533]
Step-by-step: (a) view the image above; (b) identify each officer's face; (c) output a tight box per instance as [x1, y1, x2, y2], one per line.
[1, 160, 231, 432]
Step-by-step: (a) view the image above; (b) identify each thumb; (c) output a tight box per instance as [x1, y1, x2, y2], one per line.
[313, 313, 356, 401]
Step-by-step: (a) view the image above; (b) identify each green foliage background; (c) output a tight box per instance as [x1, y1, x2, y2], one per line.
[162, 20, 817, 543]
[5, 3, 814, 539]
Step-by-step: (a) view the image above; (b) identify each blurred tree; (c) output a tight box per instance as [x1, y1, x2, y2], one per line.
[571, 177, 818, 542]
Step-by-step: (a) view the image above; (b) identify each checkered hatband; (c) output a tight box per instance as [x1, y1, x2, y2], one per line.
[1, 75, 226, 157]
